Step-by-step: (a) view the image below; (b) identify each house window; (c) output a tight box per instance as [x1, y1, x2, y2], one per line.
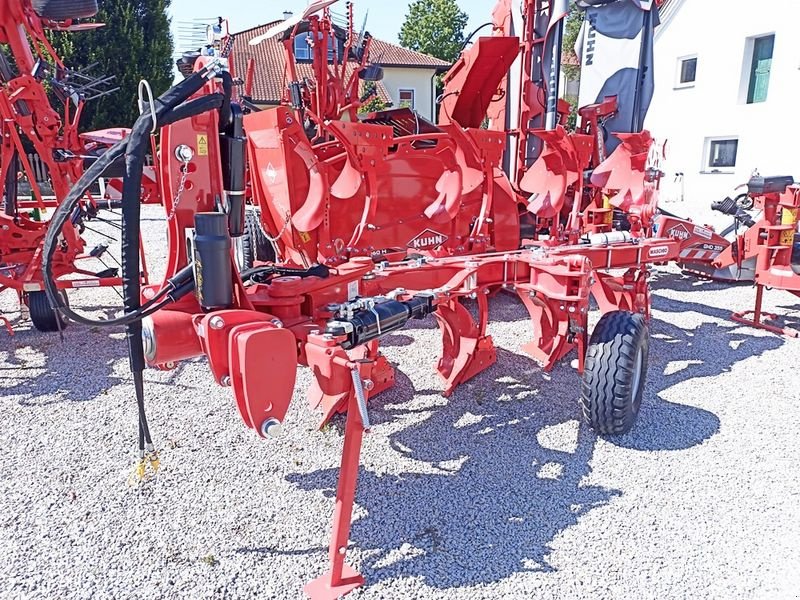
[705, 138, 738, 171]
[293, 33, 343, 63]
[398, 89, 415, 109]
[676, 55, 697, 87]
[746, 34, 774, 103]
[294, 35, 312, 61]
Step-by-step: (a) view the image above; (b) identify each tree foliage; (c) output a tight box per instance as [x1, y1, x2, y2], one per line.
[358, 83, 390, 114]
[48, 0, 173, 131]
[398, 0, 468, 63]
[562, 2, 584, 81]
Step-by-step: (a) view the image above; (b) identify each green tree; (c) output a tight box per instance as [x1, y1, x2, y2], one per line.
[358, 83, 390, 114]
[398, 0, 468, 63]
[48, 0, 173, 131]
[562, 2, 584, 81]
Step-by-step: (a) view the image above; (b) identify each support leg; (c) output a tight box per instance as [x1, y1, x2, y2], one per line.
[304, 373, 368, 599]
[0, 315, 12, 336]
[731, 285, 800, 337]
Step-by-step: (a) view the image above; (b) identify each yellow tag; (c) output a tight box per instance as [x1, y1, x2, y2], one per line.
[299, 231, 311, 243]
[197, 134, 208, 156]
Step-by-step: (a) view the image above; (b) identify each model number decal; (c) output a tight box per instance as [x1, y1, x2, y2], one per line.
[649, 246, 670, 258]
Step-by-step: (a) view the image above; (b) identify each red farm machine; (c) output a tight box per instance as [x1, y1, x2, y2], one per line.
[656, 174, 800, 336]
[41, 0, 688, 597]
[0, 0, 162, 333]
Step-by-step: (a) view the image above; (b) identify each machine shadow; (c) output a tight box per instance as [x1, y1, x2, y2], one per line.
[0, 327, 195, 405]
[285, 338, 721, 590]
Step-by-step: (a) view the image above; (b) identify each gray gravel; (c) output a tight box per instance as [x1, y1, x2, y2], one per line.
[1, 205, 799, 600]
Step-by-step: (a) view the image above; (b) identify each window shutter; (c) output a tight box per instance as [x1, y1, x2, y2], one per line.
[747, 35, 774, 104]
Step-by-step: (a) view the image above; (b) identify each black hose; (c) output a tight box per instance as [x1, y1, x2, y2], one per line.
[458, 22, 493, 55]
[41, 92, 225, 328]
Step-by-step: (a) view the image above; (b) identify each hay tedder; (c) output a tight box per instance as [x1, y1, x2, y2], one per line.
[40, 0, 688, 596]
[0, 0, 159, 333]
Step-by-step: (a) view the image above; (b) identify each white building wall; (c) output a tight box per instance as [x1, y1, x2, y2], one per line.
[645, 0, 800, 224]
[381, 67, 438, 121]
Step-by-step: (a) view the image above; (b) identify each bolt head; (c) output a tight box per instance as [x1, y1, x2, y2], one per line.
[209, 316, 225, 329]
[174, 144, 194, 163]
[260, 418, 283, 438]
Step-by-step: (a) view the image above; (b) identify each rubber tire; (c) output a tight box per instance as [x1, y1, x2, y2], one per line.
[32, 0, 98, 19]
[245, 208, 275, 263]
[580, 310, 649, 436]
[3, 150, 18, 216]
[27, 290, 68, 333]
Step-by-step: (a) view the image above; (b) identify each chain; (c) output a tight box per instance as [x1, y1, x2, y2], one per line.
[167, 163, 189, 221]
[264, 210, 292, 243]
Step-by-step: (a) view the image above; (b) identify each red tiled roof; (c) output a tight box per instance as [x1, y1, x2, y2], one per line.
[232, 20, 448, 105]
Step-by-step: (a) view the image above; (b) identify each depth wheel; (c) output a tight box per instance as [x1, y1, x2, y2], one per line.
[245, 207, 276, 265]
[27, 290, 68, 332]
[580, 310, 649, 435]
[32, 0, 98, 20]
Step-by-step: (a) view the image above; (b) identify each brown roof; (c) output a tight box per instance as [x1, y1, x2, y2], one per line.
[232, 20, 449, 105]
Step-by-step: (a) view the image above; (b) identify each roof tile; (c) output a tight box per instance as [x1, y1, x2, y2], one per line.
[232, 20, 448, 105]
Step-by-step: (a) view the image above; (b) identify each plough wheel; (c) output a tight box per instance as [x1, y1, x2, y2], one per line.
[237, 208, 275, 271]
[27, 290, 68, 333]
[32, 0, 98, 20]
[580, 310, 649, 436]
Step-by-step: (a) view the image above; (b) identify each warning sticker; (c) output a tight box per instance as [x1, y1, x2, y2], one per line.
[347, 280, 359, 300]
[197, 134, 208, 156]
[692, 225, 713, 240]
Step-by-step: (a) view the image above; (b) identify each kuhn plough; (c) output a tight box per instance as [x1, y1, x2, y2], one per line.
[41, 0, 679, 597]
[0, 0, 158, 332]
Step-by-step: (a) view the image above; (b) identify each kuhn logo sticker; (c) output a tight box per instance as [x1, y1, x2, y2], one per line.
[693, 225, 713, 240]
[666, 223, 690, 240]
[649, 246, 670, 258]
[408, 229, 448, 250]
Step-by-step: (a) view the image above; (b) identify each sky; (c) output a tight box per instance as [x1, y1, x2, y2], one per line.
[169, 0, 491, 55]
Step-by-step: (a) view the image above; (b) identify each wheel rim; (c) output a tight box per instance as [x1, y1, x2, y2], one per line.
[631, 346, 644, 407]
[233, 236, 246, 272]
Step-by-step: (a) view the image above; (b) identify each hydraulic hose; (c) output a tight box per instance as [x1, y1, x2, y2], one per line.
[42, 78, 226, 328]
[41, 65, 233, 464]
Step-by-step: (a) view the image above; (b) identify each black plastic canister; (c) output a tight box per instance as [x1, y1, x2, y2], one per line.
[192, 212, 233, 310]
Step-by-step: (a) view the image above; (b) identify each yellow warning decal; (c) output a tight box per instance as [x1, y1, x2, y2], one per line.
[298, 231, 311, 243]
[197, 134, 208, 156]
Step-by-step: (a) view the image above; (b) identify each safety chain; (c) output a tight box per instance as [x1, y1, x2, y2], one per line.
[167, 162, 190, 221]
[264, 210, 292, 243]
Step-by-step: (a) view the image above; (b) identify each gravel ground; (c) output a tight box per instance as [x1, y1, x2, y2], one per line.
[1, 205, 799, 600]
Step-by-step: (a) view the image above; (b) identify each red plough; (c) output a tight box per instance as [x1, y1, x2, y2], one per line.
[42, 0, 682, 597]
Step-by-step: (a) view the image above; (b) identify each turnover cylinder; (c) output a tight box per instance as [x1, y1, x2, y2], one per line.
[193, 212, 233, 310]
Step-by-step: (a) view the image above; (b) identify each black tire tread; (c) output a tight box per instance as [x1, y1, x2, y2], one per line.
[580, 310, 649, 436]
[245, 208, 275, 263]
[27, 290, 68, 332]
